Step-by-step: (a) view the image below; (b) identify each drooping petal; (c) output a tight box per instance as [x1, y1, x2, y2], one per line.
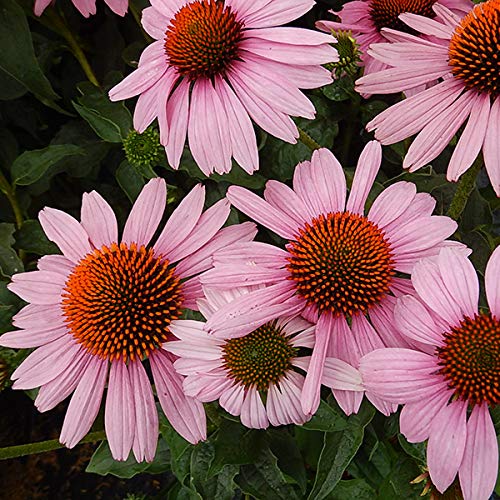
[240, 388, 268, 429]
[483, 96, 500, 196]
[485, 245, 500, 317]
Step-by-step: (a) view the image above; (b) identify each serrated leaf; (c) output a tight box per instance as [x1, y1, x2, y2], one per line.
[86, 439, 170, 478]
[11, 145, 84, 186]
[14, 219, 58, 255]
[0, 0, 59, 105]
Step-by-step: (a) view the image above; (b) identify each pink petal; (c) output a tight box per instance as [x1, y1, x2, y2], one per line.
[346, 141, 382, 214]
[448, 94, 490, 182]
[0, 325, 67, 348]
[264, 180, 311, 227]
[39, 208, 91, 263]
[37, 254, 74, 275]
[485, 246, 500, 317]
[219, 383, 245, 415]
[103, 0, 127, 15]
[175, 222, 257, 278]
[129, 359, 158, 462]
[351, 313, 385, 355]
[122, 178, 166, 247]
[12, 303, 64, 330]
[239, 0, 314, 29]
[133, 74, 172, 133]
[395, 295, 444, 347]
[483, 96, 500, 196]
[165, 78, 190, 167]
[214, 77, 258, 174]
[35, 350, 91, 412]
[59, 356, 107, 448]
[240, 388, 268, 429]
[81, 191, 118, 249]
[150, 350, 206, 444]
[154, 184, 205, 258]
[141, 6, 171, 40]
[105, 361, 135, 461]
[246, 27, 333, 45]
[459, 404, 498, 500]
[399, 12, 454, 38]
[438, 247, 478, 319]
[427, 400, 467, 493]
[322, 358, 363, 391]
[183, 372, 233, 402]
[8, 270, 65, 305]
[301, 313, 333, 415]
[12, 336, 80, 389]
[399, 387, 452, 442]
[226, 185, 298, 239]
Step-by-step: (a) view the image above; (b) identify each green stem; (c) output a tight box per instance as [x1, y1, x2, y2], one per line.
[298, 127, 321, 151]
[0, 430, 106, 460]
[45, 10, 100, 87]
[0, 171, 23, 230]
[446, 159, 482, 221]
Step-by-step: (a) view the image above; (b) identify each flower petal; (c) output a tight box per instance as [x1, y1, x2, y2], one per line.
[485, 245, 500, 317]
[81, 191, 118, 249]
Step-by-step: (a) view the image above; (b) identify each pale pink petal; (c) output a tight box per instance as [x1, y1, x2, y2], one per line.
[395, 295, 444, 347]
[141, 6, 170, 40]
[39, 208, 91, 263]
[219, 383, 245, 415]
[228, 68, 298, 143]
[71, 0, 96, 17]
[12, 336, 80, 389]
[322, 358, 363, 391]
[412, 258, 463, 326]
[367, 41, 449, 67]
[165, 78, 190, 167]
[239, 0, 314, 29]
[301, 313, 333, 415]
[81, 191, 118, 249]
[369, 296, 412, 348]
[122, 178, 166, 247]
[399, 12, 454, 38]
[103, 0, 127, 16]
[483, 96, 500, 196]
[105, 361, 135, 461]
[129, 360, 158, 462]
[427, 400, 467, 493]
[133, 75, 172, 133]
[438, 248, 478, 319]
[183, 373, 233, 402]
[368, 181, 416, 228]
[0, 325, 67, 348]
[360, 348, 445, 403]
[34, 0, 53, 16]
[59, 356, 107, 448]
[448, 94, 490, 182]
[485, 246, 500, 317]
[36, 254, 74, 275]
[247, 27, 333, 45]
[175, 222, 257, 278]
[166, 199, 230, 263]
[12, 303, 64, 330]
[227, 185, 298, 239]
[150, 350, 206, 444]
[240, 388, 268, 429]
[174, 357, 222, 376]
[214, 77, 258, 174]
[179, 276, 203, 310]
[212, 241, 289, 269]
[264, 181, 311, 227]
[154, 184, 205, 258]
[399, 387, 452, 442]
[459, 404, 498, 500]
[35, 350, 91, 412]
[8, 270, 65, 305]
[351, 313, 385, 355]
[346, 141, 382, 214]
[404, 91, 475, 172]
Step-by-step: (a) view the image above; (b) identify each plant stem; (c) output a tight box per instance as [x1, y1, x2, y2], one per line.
[446, 159, 482, 221]
[0, 430, 106, 460]
[298, 127, 321, 151]
[45, 10, 100, 87]
[0, 171, 24, 230]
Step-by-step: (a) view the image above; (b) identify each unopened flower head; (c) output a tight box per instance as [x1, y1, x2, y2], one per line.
[109, 0, 338, 176]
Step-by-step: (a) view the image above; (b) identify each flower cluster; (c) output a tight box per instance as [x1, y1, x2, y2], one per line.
[4, 0, 499, 498]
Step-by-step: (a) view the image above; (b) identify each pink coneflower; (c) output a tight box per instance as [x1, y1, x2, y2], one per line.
[0, 178, 256, 461]
[316, 0, 471, 80]
[201, 141, 464, 416]
[360, 246, 500, 500]
[34, 0, 127, 17]
[356, 0, 500, 195]
[109, 0, 337, 176]
[163, 286, 363, 428]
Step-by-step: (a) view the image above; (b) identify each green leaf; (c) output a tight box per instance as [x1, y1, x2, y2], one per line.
[116, 160, 146, 202]
[302, 400, 348, 433]
[322, 76, 355, 102]
[86, 439, 170, 478]
[0, 223, 23, 277]
[74, 83, 132, 142]
[397, 434, 427, 465]
[308, 402, 376, 500]
[237, 447, 301, 500]
[14, 220, 58, 255]
[11, 145, 84, 186]
[0, 67, 27, 101]
[328, 479, 375, 500]
[160, 415, 194, 483]
[0, 0, 59, 105]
